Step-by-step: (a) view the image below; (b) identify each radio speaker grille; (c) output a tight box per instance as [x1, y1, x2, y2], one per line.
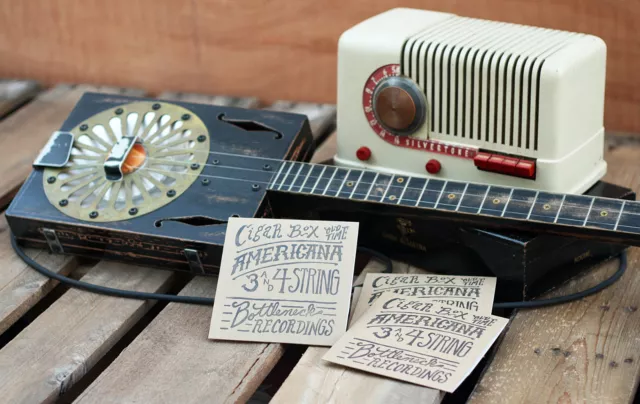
[401, 18, 582, 151]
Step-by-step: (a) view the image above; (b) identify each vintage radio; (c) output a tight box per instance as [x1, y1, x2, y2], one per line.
[335, 8, 606, 194]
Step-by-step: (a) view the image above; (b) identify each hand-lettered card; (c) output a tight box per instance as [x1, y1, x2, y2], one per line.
[209, 218, 359, 346]
[324, 293, 509, 392]
[350, 273, 496, 325]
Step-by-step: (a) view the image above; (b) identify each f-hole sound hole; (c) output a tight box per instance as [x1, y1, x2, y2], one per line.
[218, 114, 282, 139]
[154, 216, 228, 227]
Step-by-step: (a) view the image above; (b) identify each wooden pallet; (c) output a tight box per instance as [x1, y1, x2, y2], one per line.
[0, 80, 639, 404]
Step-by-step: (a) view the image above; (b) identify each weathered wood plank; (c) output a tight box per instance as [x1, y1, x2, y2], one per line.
[0, 79, 40, 119]
[271, 260, 445, 404]
[74, 276, 283, 404]
[310, 131, 336, 164]
[0, 215, 77, 335]
[158, 91, 260, 109]
[265, 101, 336, 141]
[0, 83, 144, 208]
[467, 145, 640, 404]
[0, 261, 176, 403]
[606, 132, 640, 149]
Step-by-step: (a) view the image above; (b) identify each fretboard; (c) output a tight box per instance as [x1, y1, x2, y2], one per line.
[267, 161, 640, 245]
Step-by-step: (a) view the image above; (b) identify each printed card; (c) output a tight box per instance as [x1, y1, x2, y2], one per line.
[350, 273, 496, 325]
[324, 293, 509, 392]
[209, 218, 359, 346]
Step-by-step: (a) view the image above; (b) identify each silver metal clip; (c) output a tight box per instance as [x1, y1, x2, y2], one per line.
[33, 131, 75, 168]
[42, 228, 64, 253]
[184, 248, 205, 274]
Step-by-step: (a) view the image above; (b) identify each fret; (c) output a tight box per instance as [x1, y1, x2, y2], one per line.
[364, 173, 379, 200]
[613, 200, 640, 234]
[269, 162, 287, 189]
[477, 186, 491, 214]
[382, 176, 409, 203]
[300, 165, 323, 193]
[555, 194, 594, 226]
[526, 192, 565, 223]
[399, 177, 427, 207]
[614, 200, 627, 231]
[433, 181, 448, 209]
[278, 161, 299, 191]
[502, 189, 538, 219]
[417, 179, 446, 208]
[525, 191, 540, 219]
[380, 175, 395, 202]
[367, 173, 394, 201]
[415, 180, 429, 207]
[457, 184, 490, 214]
[321, 167, 339, 195]
[436, 181, 467, 211]
[500, 188, 514, 217]
[397, 177, 410, 204]
[583, 197, 626, 230]
[335, 169, 352, 196]
[478, 186, 513, 217]
[289, 163, 310, 191]
[352, 171, 378, 200]
[338, 169, 364, 199]
[310, 166, 336, 195]
[324, 168, 349, 196]
[288, 163, 305, 190]
[309, 165, 327, 194]
[349, 171, 365, 199]
[277, 161, 295, 190]
[456, 183, 469, 211]
[583, 197, 596, 226]
[553, 195, 566, 223]
[297, 164, 315, 192]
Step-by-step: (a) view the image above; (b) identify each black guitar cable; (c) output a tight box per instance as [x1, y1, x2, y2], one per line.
[10, 233, 627, 309]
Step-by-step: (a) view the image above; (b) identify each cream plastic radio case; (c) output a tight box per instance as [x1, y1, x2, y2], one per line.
[335, 8, 607, 194]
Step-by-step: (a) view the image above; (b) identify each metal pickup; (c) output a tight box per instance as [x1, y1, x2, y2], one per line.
[104, 135, 139, 181]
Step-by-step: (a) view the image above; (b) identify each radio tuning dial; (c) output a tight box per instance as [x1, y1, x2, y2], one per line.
[372, 76, 426, 136]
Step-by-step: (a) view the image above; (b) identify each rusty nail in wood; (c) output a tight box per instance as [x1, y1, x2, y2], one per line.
[625, 358, 633, 363]
[551, 348, 561, 355]
[534, 348, 541, 355]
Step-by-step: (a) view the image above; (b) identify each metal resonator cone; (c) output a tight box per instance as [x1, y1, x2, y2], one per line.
[43, 101, 210, 222]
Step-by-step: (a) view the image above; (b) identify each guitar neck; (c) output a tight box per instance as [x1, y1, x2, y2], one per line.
[267, 161, 640, 246]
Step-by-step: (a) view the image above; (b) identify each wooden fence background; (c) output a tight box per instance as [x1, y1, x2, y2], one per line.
[0, 0, 638, 133]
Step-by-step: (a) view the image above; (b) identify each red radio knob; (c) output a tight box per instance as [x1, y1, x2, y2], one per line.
[426, 159, 441, 174]
[356, 146, 372, 161]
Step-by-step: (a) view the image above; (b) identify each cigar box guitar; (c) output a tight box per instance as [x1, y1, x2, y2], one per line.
[5, 10, 639, 283]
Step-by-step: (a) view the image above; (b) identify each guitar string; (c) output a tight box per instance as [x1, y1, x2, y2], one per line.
[61, 157, 640, 219]
[66, 137, 638, 216]
[133, 158, 640, 217]
[118, 165, 640, 228]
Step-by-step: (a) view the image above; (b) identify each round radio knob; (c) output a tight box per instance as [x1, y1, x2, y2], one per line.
[372, 76, 426, 135]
